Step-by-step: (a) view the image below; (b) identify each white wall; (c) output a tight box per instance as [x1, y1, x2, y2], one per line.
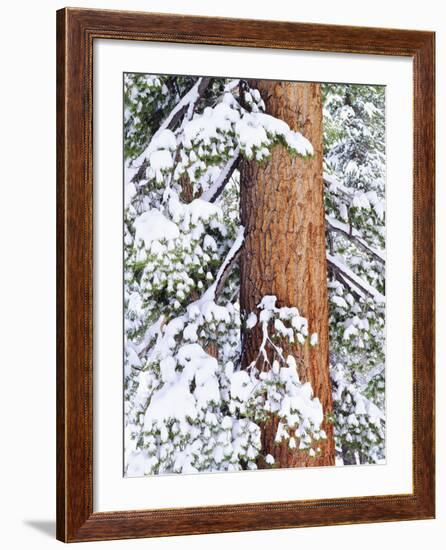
[1, 1, 443, 548]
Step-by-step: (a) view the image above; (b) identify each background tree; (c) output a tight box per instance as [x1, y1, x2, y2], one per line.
[323, 84, 386, 465]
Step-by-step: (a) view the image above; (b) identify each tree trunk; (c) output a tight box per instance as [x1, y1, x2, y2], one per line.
[239, 80, 335, 468]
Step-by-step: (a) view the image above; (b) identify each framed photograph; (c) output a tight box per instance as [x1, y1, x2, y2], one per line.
[56, 7, 435, 542]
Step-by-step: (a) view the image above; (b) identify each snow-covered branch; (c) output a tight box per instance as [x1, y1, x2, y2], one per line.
[323, 173, 353, 202]
[327, 254, 385, 304]
[159, 77, 212, 134]
[200, 147, 241, 203]
[203, 226, 245, 303]
[324, 173, 385, 221]
[326, 216, 385, 264]
[131, 78, 213, 182]
[215, 227, 243, 298]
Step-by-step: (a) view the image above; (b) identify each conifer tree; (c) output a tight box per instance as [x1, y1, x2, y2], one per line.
[239, 80, 335, 467]
[123, 75, 386, 475]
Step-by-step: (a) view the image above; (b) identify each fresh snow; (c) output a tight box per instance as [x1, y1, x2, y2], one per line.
[326, 216, 385, 263]
[327, 253, 385, 304]
[200, 147, 240, 202]
[134, 210, 179, 249]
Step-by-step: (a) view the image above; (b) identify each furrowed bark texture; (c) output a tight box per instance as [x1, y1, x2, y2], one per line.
[239, 80, 335, 468]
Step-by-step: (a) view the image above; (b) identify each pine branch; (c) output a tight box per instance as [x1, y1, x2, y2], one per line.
[327, 254, 385, 304]
[200, 147, 241, 203]
[192, 227, 245, 306]
[136, 315, 166, 357]
[323, 173, 354, 202]
[326, 216, 385, 264]
[158, 76, 212, 134]
[215, 244, 242, 299]
[131, 77, 213, 183]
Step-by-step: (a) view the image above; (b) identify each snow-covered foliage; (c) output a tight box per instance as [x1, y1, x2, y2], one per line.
[331, 364, 385, 464]
[124, 75, 386, 476]
[323, 84, 386, 464]
[126, 294, 326, 475]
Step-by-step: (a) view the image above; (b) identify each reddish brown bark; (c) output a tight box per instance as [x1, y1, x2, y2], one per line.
[239, 80, 335, 468]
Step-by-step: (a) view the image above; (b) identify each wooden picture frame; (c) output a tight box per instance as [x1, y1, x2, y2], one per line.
[56, 7, 435, 542]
